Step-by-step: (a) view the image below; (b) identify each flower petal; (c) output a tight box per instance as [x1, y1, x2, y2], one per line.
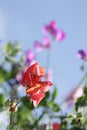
[39, 81, 52, 92]
[55, 30, 66, 41]
[30, 93, 45, 107]
[34, 41, 43, 51]
[25, 50, 35, 65]
[21, 72, 32, 87]
[77, 50, 86, 59]
[27, 62, 40, 76]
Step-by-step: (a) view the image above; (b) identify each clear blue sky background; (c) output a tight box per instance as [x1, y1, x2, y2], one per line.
[0, 0, 87, 104]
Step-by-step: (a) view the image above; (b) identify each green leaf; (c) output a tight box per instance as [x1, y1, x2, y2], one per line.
[22, 96, 34, 110]
[51, 87, 57, 101]
[75, 95, 87, 111]
[48, 102, 60, 112]
[17, 105, 35, 128]
[4, 41, 20, 57]
[84, 85, 87, 95]
[0, 66, 9, 83]
[0, 93, 5, 106]
[71, 119, 77, 125]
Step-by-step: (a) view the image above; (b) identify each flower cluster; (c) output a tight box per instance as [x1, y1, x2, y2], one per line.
[34, 21, 66, 51]
[25, 50, 36, 65]
[43, 21, 66, 42]
[21, 62, 52, 107]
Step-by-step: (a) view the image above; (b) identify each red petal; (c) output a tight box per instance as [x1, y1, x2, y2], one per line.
[30, 93, 45, 107]
[27, 62, 40, 76]
[39, 81, 52, 92]
[26, 84, 41, 95]
[39, 81, 53, 86]
[21, 72, 33, 87]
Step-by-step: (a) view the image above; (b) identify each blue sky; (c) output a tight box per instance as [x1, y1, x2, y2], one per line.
[0, 0, 87, 104]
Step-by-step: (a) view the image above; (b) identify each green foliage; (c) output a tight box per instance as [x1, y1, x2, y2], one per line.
[51, 87, 57, 101]
[0, 66, 9, 83]
[48, 101, 60, 112]
[22, 96, 34, 110]
[17, 105, 35, 124]
[4, 41, 20, 57]
[84, 85, 87, 94]
[75, 86, 87, 111]
[0, 93, 5, 106]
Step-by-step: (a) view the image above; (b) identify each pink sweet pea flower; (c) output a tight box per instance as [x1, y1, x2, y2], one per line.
[73, 87, 83, 103]
[55, 29, 66, 41]
[34, 36, 51, 51]
[43, 21, 66, 42]
[77, 49, 87, 60]
[43, 36, 51, 49]
[34, 41, 43, 51]
[65, 86, 83, 107]
[25, 50, 36, 65]
[43, 21, 57, 34]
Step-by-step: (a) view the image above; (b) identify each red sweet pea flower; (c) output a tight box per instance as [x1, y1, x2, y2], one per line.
[53, 123, 60, 130]
[21, 62, 45, 87]
[21, 62, 53, 107]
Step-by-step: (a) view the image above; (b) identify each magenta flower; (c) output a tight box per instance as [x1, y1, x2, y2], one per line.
[34, 41, 42, 51]
[77, 49, 87, 60]
[34, 36, 51, 51]
[43, 21, 66, 42]
[25, 50, 36, 65]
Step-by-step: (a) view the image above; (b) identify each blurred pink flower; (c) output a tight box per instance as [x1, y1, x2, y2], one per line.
[25, 50, 36, 65]
[43, 21, 66, 42]
[73, 87, 83, 103]
[34, 41, 42, 51]
[66, 86, 83, 107]
[77, 49, 87, 60]
[34, 36, 51, 51]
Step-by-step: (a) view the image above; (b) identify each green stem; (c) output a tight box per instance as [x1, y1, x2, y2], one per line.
[46, 48, 52, 72]
[77, 72, 87, 87]
[31, 111, 46, 129]
[10, 112, 13, 125]
[14, 95, 27, 108]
